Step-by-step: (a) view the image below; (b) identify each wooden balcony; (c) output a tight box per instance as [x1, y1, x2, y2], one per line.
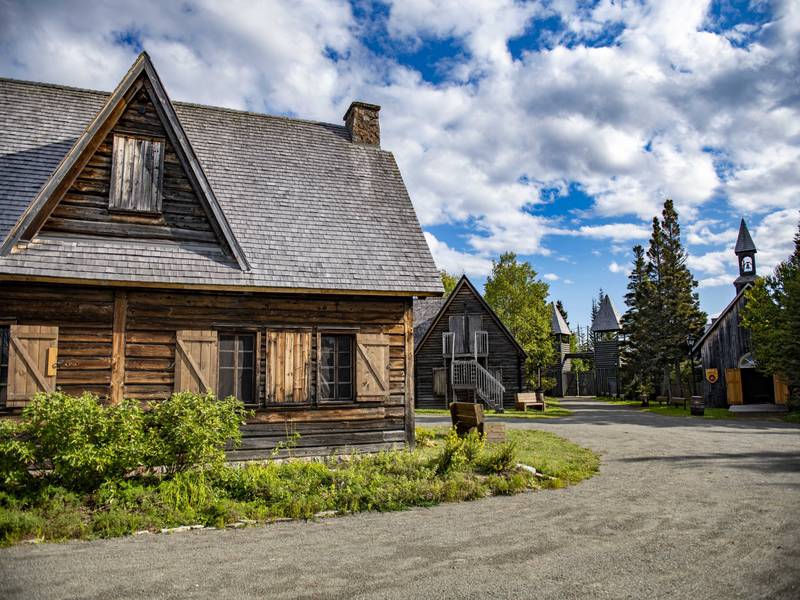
[442, 331, 489, 358]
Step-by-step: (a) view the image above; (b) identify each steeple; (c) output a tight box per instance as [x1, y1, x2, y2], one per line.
[734, 219, 757, 293]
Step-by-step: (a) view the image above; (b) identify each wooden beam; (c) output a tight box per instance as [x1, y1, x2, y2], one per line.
[404, 299, 415, 448]
[110, 290, 127, 404]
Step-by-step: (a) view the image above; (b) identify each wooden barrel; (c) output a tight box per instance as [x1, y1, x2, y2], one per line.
[690, 395, 704, 416]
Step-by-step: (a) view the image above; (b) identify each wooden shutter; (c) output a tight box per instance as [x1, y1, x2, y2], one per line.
[109, 134, 164, 212]
[355, 333, 390, 401]
[174, 330, 218, 394]
[433, 367, 447, 397]
[449, 316, 465, 354]
[467, 314, 482, 352]
[724, 368, 742, 405]
[774, 374, 789, 406]
[6, 325, 58, 407]
[266, 330, 311, 403]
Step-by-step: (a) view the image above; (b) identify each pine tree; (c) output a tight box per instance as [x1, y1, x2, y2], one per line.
[555, 300, 569, 328]
[621, 245, 658, 397]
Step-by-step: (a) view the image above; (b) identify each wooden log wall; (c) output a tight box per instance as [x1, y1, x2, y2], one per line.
[699, 294, 750, 408]
[414, 283, 524, 409]
[40, 82, 221, 247]
[0, 281, 412, 458]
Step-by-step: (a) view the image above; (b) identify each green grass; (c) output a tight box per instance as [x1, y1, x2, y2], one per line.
[593, 396, 765, 420]
[416, 398, 572, 419]
[781, 412, 800, 424]
[0, 428, 598, 547]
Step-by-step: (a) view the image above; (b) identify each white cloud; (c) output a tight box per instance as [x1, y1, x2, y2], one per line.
[423, 232, 493, 278]
[608, 261, 627, 274]
[563, 278, 574, 285]
[543, 273, 559, 281]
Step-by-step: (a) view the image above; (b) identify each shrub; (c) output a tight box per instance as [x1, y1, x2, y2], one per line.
[146, 391, 251, 474]
[414, 426, 438, 447]
[22, 392, 148, 491]
[432, 427, 483, 474]
[0, 420, 33, 491]
[476, 441, 518, 474]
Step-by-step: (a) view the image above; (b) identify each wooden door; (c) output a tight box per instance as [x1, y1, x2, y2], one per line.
[774, 374, 789, 406]
[725, 368, 742, 405]
[7, 325, 59, 407]
[174, 330, 218, 394]
[449, 316, 465, 354]
[266, 330, 311, 403]
[355, 333, 390, 401]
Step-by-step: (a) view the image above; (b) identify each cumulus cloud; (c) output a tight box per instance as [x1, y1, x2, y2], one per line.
[543, 273, 559, 281]
[608, 261, 628, 274]
[423, 232, 493, 278]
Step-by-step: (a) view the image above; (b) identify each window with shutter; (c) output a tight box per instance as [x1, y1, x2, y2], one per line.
[266, 330, 311, 404]
[218, 333, 256, 404]
[467, 314, 482, 352]
[354, 333, 390, 401]
[319, 334, 354, 402]
[109, 134, 164, 213]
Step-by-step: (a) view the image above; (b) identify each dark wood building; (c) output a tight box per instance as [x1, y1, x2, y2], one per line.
[693, 220, 788, 408]
[0, 53, 442, 458]
[413, 276, 526, 410]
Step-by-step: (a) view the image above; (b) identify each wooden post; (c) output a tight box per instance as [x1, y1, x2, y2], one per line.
[404, 300, 415, 448]
[110, 290, 127, 404]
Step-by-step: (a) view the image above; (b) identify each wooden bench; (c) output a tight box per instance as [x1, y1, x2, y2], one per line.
[656, 395, 687, 409]
[515, 392, 545, 412]
[449, 402, 485, 436]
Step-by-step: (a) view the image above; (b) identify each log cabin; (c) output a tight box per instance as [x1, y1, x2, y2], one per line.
[0, 52, 442, 459]
[413, 276, 526, 410]
[692, 220, 789, 410]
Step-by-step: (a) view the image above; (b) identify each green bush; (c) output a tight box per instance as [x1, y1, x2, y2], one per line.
[22, 392, 148, 491]
[476, 441, 518, 474]
[0, 420, 33, 491]
[146, 391, 250, 474]
[414, 426, 438, 447]
[432, 427, 483, 474]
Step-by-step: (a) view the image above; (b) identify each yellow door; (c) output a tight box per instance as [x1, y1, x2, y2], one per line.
[725, 368, 743, 405]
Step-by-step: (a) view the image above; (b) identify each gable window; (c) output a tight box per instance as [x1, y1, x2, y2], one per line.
[218, 333, 255, 405]
[0, 326, 8, 407]
[109, 134, 164, 213]
[319, 334, 353, 401]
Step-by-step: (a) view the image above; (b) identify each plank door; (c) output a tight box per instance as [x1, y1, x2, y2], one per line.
[467, 314, 482, 352]
[6, 325, 59, 407]
[355, 333, 390, 401]
[774, 374, 789, 406]
[449, 316, 465, 354]
[725, 368, 743, 405]
[174, 330, 218, 395]
[266, 330, 311, 403]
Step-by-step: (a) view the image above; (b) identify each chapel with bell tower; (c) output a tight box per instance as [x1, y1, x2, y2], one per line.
[734, 218, 757, 293]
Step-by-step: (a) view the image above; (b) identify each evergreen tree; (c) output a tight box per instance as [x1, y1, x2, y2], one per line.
[742, 219, 800, 408]
[555, 300, 570, 328]
[621, 245, 658, 396]
[484, 252, 554, 387]
[440, 270, 458, 297]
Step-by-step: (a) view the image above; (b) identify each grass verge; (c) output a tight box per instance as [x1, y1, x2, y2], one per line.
[416, 398, 572, 419]
[593, 396, 786, 420]
[0, 428, 598, 547]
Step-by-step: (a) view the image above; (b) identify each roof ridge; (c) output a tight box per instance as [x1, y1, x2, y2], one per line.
[0, 75, 350, 132]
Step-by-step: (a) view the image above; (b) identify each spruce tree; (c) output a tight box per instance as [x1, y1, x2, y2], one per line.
[556, 300, 570, 328]
[621, 245, 658, 397]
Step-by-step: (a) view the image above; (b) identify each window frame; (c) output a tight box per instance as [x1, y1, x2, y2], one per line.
[217, 331, 258, 406]
[108, 133, 165, 215]
[317, 332, 356, 403]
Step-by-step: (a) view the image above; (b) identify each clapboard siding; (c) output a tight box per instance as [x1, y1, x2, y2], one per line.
[41, 85, 220, 246]
[698, 293, 750, 408]
[415, 281, 525, 409]
[0, 281, 412, 457]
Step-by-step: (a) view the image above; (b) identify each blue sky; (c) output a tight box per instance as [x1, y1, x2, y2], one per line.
[1, 0, 798, 328]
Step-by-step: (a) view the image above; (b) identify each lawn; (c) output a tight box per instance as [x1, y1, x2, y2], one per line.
[592, 396, 785, 420]
[416, 398, 572, 419]
[0, 427, 598, 547]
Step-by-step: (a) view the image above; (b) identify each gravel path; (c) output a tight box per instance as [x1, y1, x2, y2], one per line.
[2, 398, 799, 599]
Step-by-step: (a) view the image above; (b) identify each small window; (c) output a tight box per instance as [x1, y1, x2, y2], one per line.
[109, 134, 164, 212]
[218, 333, 256, 405]
[0, 326, 8, 407]
[319, 334, 353, 401]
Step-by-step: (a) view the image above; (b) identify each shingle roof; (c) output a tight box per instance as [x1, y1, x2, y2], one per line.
[0, 72, 442, 295]
[550, 302, 571, 335]
[413, 296, 447, 346]
[734, 219, 756, 254]
[591, 295, 622, 332]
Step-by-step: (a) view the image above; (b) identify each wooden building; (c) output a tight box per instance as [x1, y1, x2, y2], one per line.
[413, 276, 526, 410]
[693, 220, 788, 409]
[549, 302, 572, 398]
[0, 53, 442, 458]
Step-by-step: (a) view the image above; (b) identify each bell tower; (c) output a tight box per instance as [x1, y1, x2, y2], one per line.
[734, 218, 757, 293]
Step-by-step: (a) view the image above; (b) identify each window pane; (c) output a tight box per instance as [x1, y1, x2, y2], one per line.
[219, 368, 234, 399]
[219, 349, 235, 369]
[320, 349, 334, 369]
[338, 349, 351, 367]
[321, 366, 335, 384]
[338, 366, 351, 384]
[239, 348, 254, 368]
[220, 336, 236, 353]
[338, 383, 352, 400]
[239, 335, 254, 352]
[321, 335, 335, 353]
[239, 368, 254, 403]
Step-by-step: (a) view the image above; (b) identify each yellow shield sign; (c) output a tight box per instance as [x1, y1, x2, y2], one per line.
[706, 369, 719, 384]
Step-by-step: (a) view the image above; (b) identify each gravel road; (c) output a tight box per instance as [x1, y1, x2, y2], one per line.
[2, 398, 799, 599]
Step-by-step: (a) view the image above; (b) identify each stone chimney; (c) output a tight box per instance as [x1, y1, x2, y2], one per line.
[343, 101, 381, 146]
